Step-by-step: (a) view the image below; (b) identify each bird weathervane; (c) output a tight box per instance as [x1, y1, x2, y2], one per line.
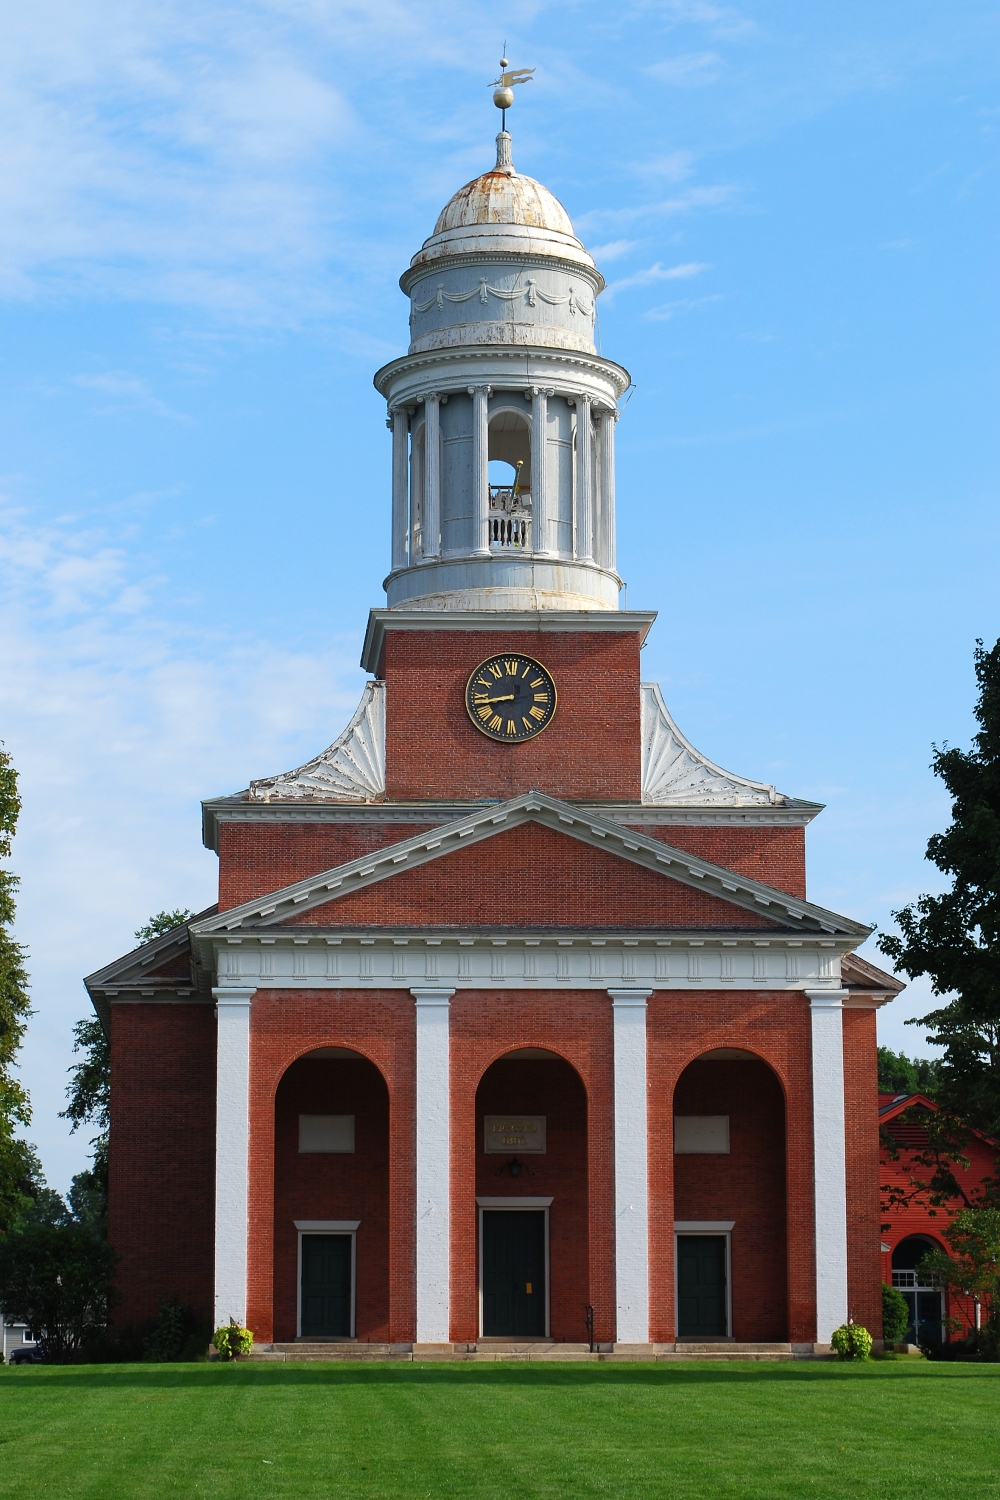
[491, 58, 534, 130]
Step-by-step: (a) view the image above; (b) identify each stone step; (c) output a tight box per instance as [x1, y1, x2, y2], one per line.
[254, 1343, 408, 1362]
[675, 1342, 792, 1354]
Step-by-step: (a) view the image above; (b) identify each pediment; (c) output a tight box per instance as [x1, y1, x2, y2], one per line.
[83, 906, 217, 1028]
[191, 792, 866, 939]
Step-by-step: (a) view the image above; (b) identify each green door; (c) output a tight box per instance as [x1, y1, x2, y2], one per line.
[482, 1211, 546, 1337]
[301, 1234, 352, 1337]
[677, 1235, 728, 1337]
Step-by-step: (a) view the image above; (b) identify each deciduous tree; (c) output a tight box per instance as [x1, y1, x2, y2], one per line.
[0, 746, 33, 1233]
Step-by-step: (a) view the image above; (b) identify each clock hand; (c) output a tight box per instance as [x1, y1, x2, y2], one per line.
[483, 694, 515, 703]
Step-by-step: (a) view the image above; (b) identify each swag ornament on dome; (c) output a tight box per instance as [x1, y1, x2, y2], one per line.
[412, 278, 594, 319]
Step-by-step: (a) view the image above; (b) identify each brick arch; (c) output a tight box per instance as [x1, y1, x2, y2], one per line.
[246, 989, 416, 1345]
[646, 991, 816, 1345]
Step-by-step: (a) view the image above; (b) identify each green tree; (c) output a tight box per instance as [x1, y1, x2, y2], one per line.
[17, 1144, 70, 1228]
[0, 1222, 118, 1360]
[917, 1207, 1000, 1358]
[134, 909, 193, 946]
[879, 639, 1000, 1142]
[882, 1281, 911, 1344]
[877, 1047, 943, 1096]
[0, 746, 33, 1233]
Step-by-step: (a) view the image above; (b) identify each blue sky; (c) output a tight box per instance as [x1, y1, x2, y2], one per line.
[1, 0, 998, 1190]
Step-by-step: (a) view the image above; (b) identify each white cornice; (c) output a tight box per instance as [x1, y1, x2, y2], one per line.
[190, 790, 869, 942]
[373, 346, 631, 400]
[201, 926, 857, 993]
[361, 607, 656, 673]
[641, 684, 785, 808]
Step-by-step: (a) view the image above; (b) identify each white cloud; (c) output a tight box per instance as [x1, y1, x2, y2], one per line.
[587, 239, 641, 263]
[645, 292, 723, 320]
[646, 52, 725, 86]
[71, 371, 186, 419]
[603, 260, 709, 303]
[0, 499, 366, 1189]
[575, 184, 735, 234]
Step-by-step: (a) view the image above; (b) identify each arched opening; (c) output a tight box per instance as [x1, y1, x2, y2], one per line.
[672, 1049, 787, 1342]
[891, 1235, 945, 1347]
[488, 410, 532, 548]
[272, 1046, 390, 1343]
[475, 1048, 588, 1342]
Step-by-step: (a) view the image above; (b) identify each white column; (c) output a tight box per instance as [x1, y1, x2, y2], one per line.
[412, 986, 455, 1345]
[596, 408, 617, 571]
[609, 988, 651, 1345]
[469, 385, 491, 555]
[214, 987, 255, 1329]
[527, 386, 551, 554]
[574, 395, 594, 562]
[423, 392, 442, 560]
[807, 989, 850, 1343]
[390, 406, 409, 572]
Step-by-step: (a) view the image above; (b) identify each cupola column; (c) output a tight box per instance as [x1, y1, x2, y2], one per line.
[423, 393, 442, 561]
[528, 386, 551, 554]
[596, 407, 617, 571]
[574, 395, 594, 563]
[470, 385, 492, 555]
[390, 406, 410, 571]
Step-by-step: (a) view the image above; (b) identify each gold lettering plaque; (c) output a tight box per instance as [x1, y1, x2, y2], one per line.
[483, 1115, 546, 1153]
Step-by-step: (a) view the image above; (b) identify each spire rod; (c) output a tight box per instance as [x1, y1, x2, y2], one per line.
[490, 56, 534, 135]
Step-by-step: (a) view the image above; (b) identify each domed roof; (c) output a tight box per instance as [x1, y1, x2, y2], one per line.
[434, 159, 575, 238]
[408, 133, 597, 276]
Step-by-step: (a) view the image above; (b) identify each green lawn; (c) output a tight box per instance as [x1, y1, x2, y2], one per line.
[0, 1359, 997, 1498]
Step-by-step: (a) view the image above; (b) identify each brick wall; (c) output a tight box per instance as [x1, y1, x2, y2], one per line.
[272, 1057, 391, 1342]
[647, 992, 817, 1344]
[292, 821, 781, 932]
[673, 1059, 788, 1341]
[449, 991, 616, 1344]
[247, 990, 416, 1345]
[108, 1003, 216, 1328]
[218, 822, 434, 912]
[637, 825, 806, 899]
[843, 1008, 882, 1335]
[475, 1057, 589, 1343]
[383, 630, 643, 802]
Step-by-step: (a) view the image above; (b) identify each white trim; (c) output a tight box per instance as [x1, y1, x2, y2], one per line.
[213, 987, 254, 1329]
[476, 1196, 554, 1207]
[294, 1220, 361, 1231]
[413, 987, 454, 1343]
[610, 989, 650, 1344]
[191, 790, 866, 941]
[641, 684, 780, 807]
[674, 1221, 735, 1232]
[675, 1229, 733, 1339]
[807, 989, 849, 1342]
[478, 1202, 551, 1340]
[297, 1226, 357, 1340]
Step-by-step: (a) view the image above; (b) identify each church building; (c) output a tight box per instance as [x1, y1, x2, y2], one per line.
[86, 115, 898, 1356]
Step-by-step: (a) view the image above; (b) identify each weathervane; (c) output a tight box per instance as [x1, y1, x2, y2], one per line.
[490, 56, 534, 131]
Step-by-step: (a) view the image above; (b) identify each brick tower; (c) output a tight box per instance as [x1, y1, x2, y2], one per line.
[86, 114, 897, 1356]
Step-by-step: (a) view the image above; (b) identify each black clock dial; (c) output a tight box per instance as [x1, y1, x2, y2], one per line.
[465, 654, 558, 742]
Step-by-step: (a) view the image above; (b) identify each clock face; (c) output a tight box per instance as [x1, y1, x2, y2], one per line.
[465, 654, 558, 742]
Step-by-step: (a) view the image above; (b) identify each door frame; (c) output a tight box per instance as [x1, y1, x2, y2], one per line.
[294, 1218, 360, 1339]
[674, 1220, 735, 1339]
[476, 1196, 554, 1339]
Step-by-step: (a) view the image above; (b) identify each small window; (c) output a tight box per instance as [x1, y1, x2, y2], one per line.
[298, 1115, 355, 1154]
[674, 1116, 730, 1154]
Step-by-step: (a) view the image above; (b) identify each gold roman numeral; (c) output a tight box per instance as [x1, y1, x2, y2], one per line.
[521, 717, 532, 732]
[529, 706, 545, 721]
[533, 693, 548, 703]
[530, 677, 544, 688]
[477, 706, 492, 721]
[490, 664, 503, 679]
[489, 713, 503, 731]
[506, 720, 516, 735]
[504, 660, 519, 675]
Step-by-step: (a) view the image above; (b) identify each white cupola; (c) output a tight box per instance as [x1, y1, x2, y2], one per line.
[374, 130, 630, 612]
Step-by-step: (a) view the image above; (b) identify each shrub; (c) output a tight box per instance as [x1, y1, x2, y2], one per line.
[0, 1222, 118, 1360]
[831, 1323, 873, 1360]
[882, 1282, 911, 1344]
[144, 1296, 211, 1362]
[213, 1321, 253, 1360]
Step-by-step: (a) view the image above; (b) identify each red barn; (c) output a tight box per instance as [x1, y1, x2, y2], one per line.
[85, 119, 900, 1358]
[879, 1092, 997, 1347]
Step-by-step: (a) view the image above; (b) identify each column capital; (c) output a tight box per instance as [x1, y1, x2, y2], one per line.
[212, 987, 256, 1007]
[467, 384, 493, 396]
[410, 987, 456, 1005]
[804, 989, 849, 1008]
[607, 989, 652, 1006]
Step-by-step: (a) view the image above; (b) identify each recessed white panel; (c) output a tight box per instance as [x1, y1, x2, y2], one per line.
[674, 1115, 730, 1154]
[298, 1114, 355, 1153]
